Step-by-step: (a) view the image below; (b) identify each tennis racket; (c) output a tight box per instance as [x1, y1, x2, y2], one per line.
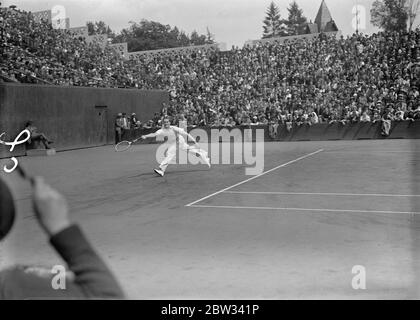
[115, 138, 141, 152]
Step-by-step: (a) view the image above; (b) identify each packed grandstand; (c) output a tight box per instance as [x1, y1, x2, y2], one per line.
[1, 5, 420, 128]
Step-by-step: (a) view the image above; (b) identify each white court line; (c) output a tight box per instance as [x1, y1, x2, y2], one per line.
[325, 150, 419, 153]
[185, 149, 324, 207]
[224, 191, 420, 197]
[189, 204, 420, 215]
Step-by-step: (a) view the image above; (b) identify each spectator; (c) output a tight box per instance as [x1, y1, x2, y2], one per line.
[114, 113, 124, 143]
[121, 113, 130, 130]
[130, 113, 141, 129]
[0, 176, 125, 299]
[412, 105, 420, 120]
[143, 120, 154, 129]
[372, 110, 382, 123]
[349, 108, 360, 123]
[360, 110, 371, 122]
[381, 108, 394, 136]
[394, 106, 405, 121]
[24, 120, 53, 149]
[308, 111, 319, 125]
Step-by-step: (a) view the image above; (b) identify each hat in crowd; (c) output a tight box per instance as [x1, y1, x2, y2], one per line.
[117, 113, 122, 116]
[0, 178, 15, 241]
[131, 113, 136, 116]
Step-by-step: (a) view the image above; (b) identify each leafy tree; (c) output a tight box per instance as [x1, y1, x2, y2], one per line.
[86, 21, 115, 38]
[371, 0, 409, 32]
[190, 30, 207, 45]
[286, 1, 308, 35]
[262, 2, 283, 38]
[112, 19, 212, 51]
[178, 31, 190, 47]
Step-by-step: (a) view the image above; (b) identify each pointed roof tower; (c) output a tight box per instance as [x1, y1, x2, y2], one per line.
[314, 0, 334, 32]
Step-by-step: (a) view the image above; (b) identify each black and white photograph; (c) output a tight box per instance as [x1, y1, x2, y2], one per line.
[0, 0, 420, 306]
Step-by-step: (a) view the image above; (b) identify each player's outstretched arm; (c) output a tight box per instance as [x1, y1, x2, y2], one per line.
[141, 129, 161, 140]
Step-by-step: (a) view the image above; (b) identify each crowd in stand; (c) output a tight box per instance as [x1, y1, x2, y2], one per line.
[0, 6, 126, 86]
[1, 5, 420, 130]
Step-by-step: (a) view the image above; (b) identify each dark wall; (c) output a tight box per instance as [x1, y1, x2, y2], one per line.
[273, 121, 420, 141]
[0, 83, 168, 158]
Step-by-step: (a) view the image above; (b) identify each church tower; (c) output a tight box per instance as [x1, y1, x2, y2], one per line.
[314, 0, 338, 33]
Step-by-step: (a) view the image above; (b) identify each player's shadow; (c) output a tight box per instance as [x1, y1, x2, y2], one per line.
[164, 168, 209, 175]
[128, 168, 209, 179]
[127, 172, 159, 179]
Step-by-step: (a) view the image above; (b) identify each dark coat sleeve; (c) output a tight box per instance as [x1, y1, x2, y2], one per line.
[0, 224, 125, 300]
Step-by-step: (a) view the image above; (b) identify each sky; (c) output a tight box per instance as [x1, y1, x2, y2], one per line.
[2, 0, 418, 48]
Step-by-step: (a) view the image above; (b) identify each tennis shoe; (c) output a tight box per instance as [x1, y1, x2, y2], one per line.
[204, 156, 211, 168]
[154, 168, 164, 177]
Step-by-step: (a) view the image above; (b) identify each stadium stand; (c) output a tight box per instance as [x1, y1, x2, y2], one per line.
[1, 5, 419, 131]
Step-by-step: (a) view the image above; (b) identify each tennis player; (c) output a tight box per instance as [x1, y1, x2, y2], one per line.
[140, 117, 210, 177]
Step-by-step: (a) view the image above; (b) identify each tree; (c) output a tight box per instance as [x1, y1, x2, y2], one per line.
[286, 1, 308, 35]
[205, 27, 215, 44]
[112, 19, 212, 51]
[262, 2, 283, 38]
[371, 0, 409, 32]
[87, 21, 114, 37]
[190, 30, 207, 45]
[178, 31, 190, 47]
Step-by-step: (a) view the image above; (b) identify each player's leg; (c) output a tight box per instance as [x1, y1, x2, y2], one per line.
[184, 143, 211, 168]
[31, 134, 51, 149]
[155, 144, 177, 176]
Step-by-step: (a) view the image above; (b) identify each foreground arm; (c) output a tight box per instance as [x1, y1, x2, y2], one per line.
[49, 224, 125, 299]
[0, 177, 125, 300]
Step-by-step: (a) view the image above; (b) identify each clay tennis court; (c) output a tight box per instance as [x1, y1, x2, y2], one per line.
[1, 139, 419, 299]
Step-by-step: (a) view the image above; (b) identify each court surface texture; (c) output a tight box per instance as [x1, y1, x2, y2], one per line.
[1, 139, 419, 299]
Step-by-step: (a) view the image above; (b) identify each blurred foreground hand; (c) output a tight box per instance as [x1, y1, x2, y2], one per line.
[32, 176, 71, 237]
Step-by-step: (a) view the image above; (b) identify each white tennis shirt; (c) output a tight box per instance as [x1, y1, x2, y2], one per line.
[154, 126, 186, 144]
